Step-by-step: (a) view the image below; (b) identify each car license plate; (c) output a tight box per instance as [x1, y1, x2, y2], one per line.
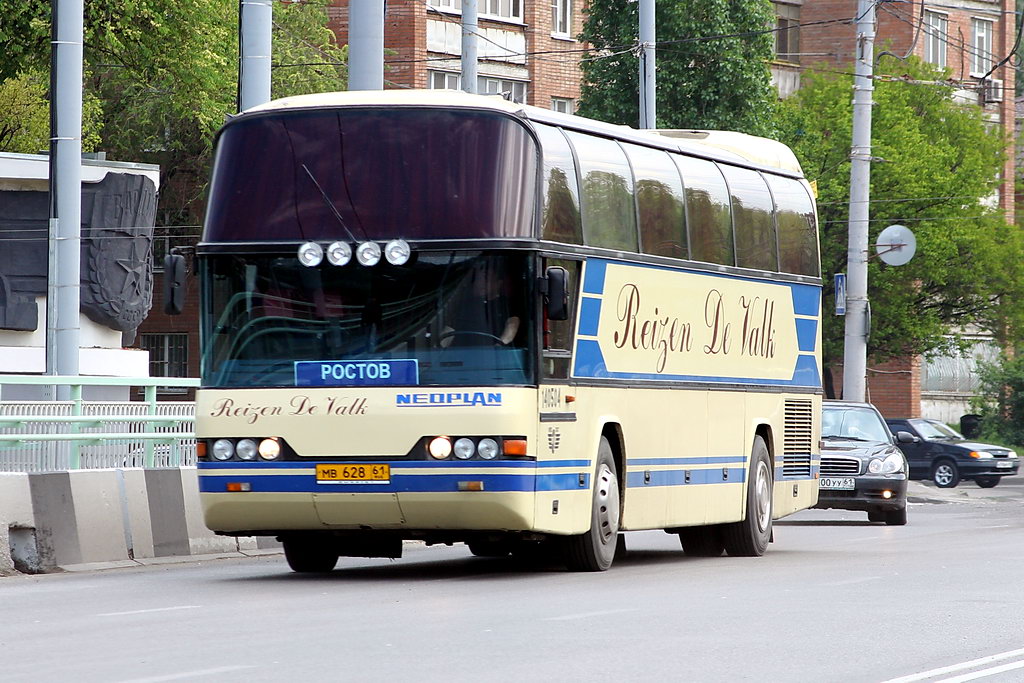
[316, 463, 390, 484]
[819, 476, 856, 490]
[997, 461, 1012, 469]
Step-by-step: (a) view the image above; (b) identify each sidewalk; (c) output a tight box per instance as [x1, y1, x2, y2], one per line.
[907, 478, 1021, 504]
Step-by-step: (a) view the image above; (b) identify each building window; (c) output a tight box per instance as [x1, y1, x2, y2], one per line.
[551, 0, 571, 37]
[429, 70, 527, 103]
[924, 11, 948, 69]
[141, 333, 189, 380]
[971, 18, 994, 76]
[551, 97, 574, 114]
[427, 0, 523, 22]
[774, 3, 800, 63]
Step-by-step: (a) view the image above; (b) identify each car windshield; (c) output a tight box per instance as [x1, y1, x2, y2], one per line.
[822, 406, 891, 443]
[910, 419, 963, 440]
[199, 250, 535, 388]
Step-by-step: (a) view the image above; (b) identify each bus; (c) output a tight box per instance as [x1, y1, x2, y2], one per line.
[167, 90, 822, 572]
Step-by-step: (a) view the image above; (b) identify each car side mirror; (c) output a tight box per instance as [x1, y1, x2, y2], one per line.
[896, 431, 916, 444]
[544, 265, 569, 321]
[163, 253, 186, 315]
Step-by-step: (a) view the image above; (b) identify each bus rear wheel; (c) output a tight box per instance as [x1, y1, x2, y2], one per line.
[722, 436, 773, 557]
[283, 536, 339, 573]
[562, 437, 620, 571]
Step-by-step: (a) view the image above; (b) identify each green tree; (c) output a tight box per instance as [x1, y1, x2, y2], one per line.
[971, 354, 1024, 446]
[577, 0, 777, 136]
[775, 58, 1024, 371]
[0, 70, 103, 154]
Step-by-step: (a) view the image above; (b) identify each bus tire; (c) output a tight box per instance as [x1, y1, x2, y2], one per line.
[562, 437, 620, 572]
[677, 526, 724, 557]
[283, 536, 339, 573]
[722, 436, 773, 557]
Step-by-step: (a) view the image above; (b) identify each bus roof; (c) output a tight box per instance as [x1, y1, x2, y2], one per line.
[242, 90, 804, 176]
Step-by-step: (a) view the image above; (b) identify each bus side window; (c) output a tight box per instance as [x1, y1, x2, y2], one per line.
[542, 258, 581, 379]
[766, 175, 820, 277]
[675, 156, 734, 266]
[720, 165, 778, 272]
[534, 124, 583, 244]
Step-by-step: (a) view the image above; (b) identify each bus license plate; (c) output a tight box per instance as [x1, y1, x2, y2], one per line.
[819, 477, 855, 490]
[316, 464, 390, 484]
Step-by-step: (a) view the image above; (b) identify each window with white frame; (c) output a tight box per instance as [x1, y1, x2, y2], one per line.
[924, 11, 947, 68]
[427, 0, 524, 22]
[551, 97, 574, 114]
[429, 70, 528, 103]
[551, 0, 571, 37]
[971, 18, 994, 75]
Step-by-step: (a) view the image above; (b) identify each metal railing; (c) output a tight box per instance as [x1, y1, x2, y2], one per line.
[0, 375, 199, 472]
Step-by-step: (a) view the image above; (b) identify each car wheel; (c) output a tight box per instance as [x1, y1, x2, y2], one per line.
[884, 507, 907, 526]
[975, 476, 1000, 489]
[283, 536, 339, 573]
[561, 437, 620, 571]
[677, 526, 724, 557]
[722, 436, 773, 557]
[932, 459, 959, 488]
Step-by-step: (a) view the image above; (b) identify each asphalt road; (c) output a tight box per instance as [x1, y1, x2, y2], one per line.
[2, 475, 1022, 683]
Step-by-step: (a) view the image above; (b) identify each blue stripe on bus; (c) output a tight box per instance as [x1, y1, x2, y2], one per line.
[627, 456, 746, 466]
[577, 297, 602, 337]
[791, 354, 821, 386]
[795, 318, 818, 352]
[582, 260, 607, 294]
[791, 286, 821, 317]
[198, 471, 588, 493]
[625, 468, 747, 488]
[197, 459, 587, 470]
[573, 339, 607, 377]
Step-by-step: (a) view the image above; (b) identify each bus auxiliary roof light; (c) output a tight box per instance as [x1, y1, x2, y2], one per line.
[326, 241, 352, 266]
[384, 239, 411, 265]
[356, 241, 382, 267]
[297, 242, 324, 267]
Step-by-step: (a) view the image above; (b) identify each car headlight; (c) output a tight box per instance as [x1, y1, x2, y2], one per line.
[869, 452, 905, 474]
[969, 451, 993, 459]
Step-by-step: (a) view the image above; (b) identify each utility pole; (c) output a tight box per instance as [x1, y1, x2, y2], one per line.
[239, 0, 273, 111]
[461, 0, 479, 93]
[349, 0, 385, 90]
[639, 0, 656, 128]
[843, 0, 876, 402]
[47, 0, 84, 398]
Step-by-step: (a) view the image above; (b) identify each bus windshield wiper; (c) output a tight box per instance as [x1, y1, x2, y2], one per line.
[301, 164, 362, 243]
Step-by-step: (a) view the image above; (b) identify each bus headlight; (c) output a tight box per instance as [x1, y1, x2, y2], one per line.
[326, 241, 352, 266]
[212, 439, 235, 461]
[477, 438, 499, 460]
[297, 242, 324, 267]
[429, 436, 452, 459]
[236, 439, 258, 461]
[453, 438, 475, 460]
[384, 239, 411, 265]
[258, 437, 281, 460]
[356, 241, 381, 266]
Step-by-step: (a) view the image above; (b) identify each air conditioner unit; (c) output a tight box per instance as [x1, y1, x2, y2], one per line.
[982, 78, 1004, 104]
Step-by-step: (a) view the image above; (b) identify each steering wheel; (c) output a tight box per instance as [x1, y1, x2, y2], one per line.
[438, 329, 505, 346]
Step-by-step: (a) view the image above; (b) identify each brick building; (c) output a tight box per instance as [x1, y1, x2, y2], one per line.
[327, 0, 585, 111]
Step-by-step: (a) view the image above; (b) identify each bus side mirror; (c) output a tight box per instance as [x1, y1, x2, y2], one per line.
[545, 266, 569, 321]
[163, 253, 186, 315]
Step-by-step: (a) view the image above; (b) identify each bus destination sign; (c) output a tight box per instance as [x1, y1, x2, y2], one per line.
[295, 359, 419, 387]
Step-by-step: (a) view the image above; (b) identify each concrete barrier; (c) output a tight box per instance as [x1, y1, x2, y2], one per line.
[1, 467, 279, 575]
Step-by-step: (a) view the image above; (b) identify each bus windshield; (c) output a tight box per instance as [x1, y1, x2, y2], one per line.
[203, 107, 538, 242]
[199, 250, 535, 388]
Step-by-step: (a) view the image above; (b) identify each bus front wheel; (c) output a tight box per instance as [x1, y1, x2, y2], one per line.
[562, 437, 620, 571]
[283, 535, 339, 573]
[722, 436, 773, 557]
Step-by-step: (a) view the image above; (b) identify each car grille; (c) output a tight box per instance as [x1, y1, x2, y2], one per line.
[821, 456, 861, 476]
[986, 449, 1012, 458]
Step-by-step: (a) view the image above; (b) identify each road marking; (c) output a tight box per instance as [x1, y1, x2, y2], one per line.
[544, 608, 638, 621]
[881, 646, 1024, 683]
[938, 659, 1024, 682]
[116, 665, 258, 682]
[98, 605, 201, 617]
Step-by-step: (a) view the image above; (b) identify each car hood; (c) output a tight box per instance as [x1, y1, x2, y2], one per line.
[822, 439, 899, 459]
[950, 441, 1014, 454]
